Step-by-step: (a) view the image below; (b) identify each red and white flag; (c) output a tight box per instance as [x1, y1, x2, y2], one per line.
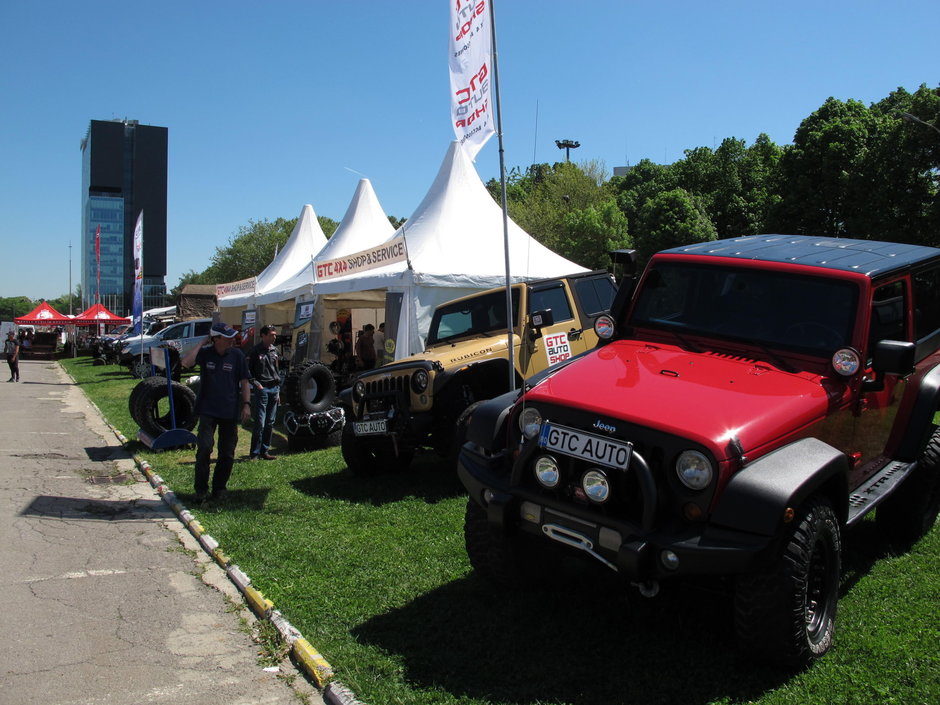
[449, 0, 495, 160]
[95, 225, 101, 304]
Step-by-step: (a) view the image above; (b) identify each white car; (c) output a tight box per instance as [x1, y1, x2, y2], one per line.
[120, 318, 213, 378]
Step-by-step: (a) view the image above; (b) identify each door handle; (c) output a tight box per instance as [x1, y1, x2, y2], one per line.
[567, 328, 582, 341]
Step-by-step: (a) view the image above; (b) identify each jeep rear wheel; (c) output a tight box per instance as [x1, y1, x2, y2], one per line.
[734, 496, 841, 667]
[877, 429, 940, 546]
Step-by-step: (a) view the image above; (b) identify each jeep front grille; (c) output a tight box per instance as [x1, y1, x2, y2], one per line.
[362, 373, 411, 413]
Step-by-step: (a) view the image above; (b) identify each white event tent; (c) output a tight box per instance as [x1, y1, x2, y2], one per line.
[217, 203, 328, 321]
[309, 140, 587, 361]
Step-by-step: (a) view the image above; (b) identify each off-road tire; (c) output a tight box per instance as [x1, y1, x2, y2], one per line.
[284, 360, 335, 414]
[734, 496, 841, 668]
[128, 376, 167, 419]
[341, 422, 413, 475]
[464, 499, 552, 587]
[877, 428, 940, 546]
[132, 380, 198, 437]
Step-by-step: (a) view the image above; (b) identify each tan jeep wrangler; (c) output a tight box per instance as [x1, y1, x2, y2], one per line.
[339, 270, 618, 474]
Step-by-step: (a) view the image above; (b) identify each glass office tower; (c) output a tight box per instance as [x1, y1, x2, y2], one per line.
[80, 119, 168, 315]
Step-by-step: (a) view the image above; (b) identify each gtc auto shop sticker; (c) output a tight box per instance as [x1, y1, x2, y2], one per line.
[544, 332, 571, 365]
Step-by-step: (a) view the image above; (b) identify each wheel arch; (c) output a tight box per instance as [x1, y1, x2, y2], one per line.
[464, 389, 520, 453]
[711, 438, 850, 536]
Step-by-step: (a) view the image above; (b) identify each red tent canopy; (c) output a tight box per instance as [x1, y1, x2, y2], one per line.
[72, 303, 130, 326]
[14, 301, 73, 325]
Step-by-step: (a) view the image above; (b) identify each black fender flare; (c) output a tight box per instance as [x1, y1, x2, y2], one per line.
[896, 364, 940, 461]
[710, 438, 849, 536]
[464, 389, 520, 452]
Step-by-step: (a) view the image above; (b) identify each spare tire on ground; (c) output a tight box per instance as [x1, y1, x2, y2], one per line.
[283, 360, 335, 414]
[128, 376, 168, 419]
[131, 380, 197, 438]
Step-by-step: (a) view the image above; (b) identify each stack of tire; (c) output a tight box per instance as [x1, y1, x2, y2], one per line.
[128, 376, 198, 440]
[281, 360, 342, 451]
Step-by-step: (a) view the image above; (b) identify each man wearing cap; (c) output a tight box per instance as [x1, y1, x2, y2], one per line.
[5, 330, 20, 382]
[182, 322, 251, 505]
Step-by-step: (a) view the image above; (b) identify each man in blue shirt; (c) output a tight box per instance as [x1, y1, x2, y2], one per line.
[182, 322, 251, 505]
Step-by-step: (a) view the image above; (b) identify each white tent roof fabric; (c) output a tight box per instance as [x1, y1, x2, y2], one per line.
[219, 204, 328, 308]
[314, 141, 585, 295]
[316, 178, 395, 261]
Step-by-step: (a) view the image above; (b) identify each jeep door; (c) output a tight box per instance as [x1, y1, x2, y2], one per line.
[851, 278, 910, 483]
[520, 281, 591, 378]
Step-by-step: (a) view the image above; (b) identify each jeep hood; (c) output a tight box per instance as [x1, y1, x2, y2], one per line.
[524, 340, 839, 461]
[406, 334, 511, 368]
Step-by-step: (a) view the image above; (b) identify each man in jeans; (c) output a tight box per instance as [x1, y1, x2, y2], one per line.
[247, 324, 280, 460]
[182, 322, 251, 505]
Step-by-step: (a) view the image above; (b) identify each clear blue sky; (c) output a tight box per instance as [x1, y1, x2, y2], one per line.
[1, 0, 937, 302]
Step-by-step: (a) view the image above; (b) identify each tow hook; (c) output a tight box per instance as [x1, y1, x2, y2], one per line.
[634, 581, 660, 598]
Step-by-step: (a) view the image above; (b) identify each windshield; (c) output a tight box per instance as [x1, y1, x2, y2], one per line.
[630, 262, 858, 356]
[427, 288, 521, 345]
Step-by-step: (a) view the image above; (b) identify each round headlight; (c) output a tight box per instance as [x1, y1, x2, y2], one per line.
[534, 455, 560, 488]
[582, 469, 611, 503]
[676, 450, 713, 490]
[832, 347, 861, 377]
[352, 380, 366, 402]
[519, 406, 543, 439]
[411, 369, 429, 393]
[594, 314, 616, 340]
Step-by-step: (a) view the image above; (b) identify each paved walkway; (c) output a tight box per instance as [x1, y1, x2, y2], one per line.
[0, 358, 323, 705]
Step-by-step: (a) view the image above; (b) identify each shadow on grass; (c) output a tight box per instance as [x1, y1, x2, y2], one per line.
[838, 519, 903, 595]
[353, 573, 788, 705]
[292, 451, 466, 506]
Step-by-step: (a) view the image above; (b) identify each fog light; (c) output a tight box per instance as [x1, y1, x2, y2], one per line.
[660, 550, 680, 571]
[581, 469, 610, 503]
[534, 455, 560, 488]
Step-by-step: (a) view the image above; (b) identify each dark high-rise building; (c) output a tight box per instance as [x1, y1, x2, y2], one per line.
[80, 119, 168, 315]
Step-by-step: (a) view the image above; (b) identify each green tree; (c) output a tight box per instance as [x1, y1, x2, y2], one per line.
[634, 188, 717, 263]
[772, 97, 877, 236]
[1, 296, 35, 321]
[558, 199, 631, 269]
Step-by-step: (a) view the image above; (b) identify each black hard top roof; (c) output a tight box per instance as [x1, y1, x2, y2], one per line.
[659, 234, 940, 278]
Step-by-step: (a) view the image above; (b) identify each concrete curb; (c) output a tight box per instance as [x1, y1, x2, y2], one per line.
[64, 365, 363, 704]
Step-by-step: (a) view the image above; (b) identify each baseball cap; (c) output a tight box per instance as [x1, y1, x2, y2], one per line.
[210, 322, 238, 338]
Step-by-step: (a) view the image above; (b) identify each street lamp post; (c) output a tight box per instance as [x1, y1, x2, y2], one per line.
[555, 139, 580, 161]
[900, 112, 940, 137]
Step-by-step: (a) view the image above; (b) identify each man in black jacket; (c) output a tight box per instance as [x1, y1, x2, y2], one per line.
[247, 325, 280, 460]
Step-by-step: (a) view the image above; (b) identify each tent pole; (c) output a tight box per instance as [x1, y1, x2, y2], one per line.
[489, 0, 515, 392]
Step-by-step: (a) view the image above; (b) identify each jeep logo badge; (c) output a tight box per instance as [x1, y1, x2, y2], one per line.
[593, 420, 617, 434]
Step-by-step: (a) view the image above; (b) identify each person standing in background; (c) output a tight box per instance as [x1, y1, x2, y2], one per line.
[373, 322, 386, 365]
[247, 325, 280, 460]
[5, 331, 20, 382]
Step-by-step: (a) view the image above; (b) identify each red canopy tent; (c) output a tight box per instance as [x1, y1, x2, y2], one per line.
[14, 301, 73, 325]
[72, 303, 130, 325]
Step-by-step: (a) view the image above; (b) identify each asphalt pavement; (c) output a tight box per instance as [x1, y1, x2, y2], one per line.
[0, 358, 324, 705]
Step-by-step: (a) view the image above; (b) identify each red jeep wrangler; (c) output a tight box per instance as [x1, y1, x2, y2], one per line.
[458, 234, 940, 666]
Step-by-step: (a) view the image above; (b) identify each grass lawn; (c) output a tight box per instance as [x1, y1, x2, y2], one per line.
[62, 356, 940, 705]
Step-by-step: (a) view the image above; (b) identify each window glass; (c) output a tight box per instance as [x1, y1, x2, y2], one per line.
[868, 281, 907, 351]
[529, 284, 573, 322]
[193, 321, 212, 337]
[574, 276, 617, 316]
[913, 267, 940, 340]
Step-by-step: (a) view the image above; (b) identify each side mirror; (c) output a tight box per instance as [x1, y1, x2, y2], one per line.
[528, 309, 555, 339]
[862, 340, 915, 392]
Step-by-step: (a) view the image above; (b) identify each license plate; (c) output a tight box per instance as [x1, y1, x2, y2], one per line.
[353, 419, 387, 436]
[538, 423, 632, 470]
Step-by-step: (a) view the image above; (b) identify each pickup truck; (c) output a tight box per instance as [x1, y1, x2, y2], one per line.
[340, 270, 618, 474]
